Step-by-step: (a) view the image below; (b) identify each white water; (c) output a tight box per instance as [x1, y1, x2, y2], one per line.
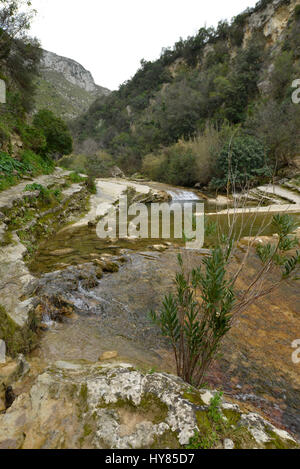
[167, 189, 200, 201]
[76, 282, 132, 315]
[42, 313, 54, 327]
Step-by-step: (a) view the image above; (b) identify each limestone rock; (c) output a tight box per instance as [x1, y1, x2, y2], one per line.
[16, 354, 30, 379]
[0, 363, 297, 450]
[99, 351, 118, 361]
[151, 245, 168, 253]
[42, 50, 100, 93]
[110, 166, 125, 178]
[224, 438, 235, 449]
[0, 340, 6, 364]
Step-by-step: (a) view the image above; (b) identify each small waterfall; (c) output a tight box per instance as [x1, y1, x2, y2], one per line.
[42, 312, 54, 327]
[167, 189, 200, 201]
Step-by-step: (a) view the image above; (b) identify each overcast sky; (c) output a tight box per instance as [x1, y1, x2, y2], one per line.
[29, 0, 258, 90]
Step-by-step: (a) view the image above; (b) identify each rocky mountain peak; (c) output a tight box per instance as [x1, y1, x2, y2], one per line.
[41, 49, 104, 93]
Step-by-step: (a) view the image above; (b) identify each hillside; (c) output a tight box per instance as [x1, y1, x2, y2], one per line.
[71, 0, 300, 188]
[34, 50, 110, 120]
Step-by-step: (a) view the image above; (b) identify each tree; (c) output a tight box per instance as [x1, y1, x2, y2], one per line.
[33, 110, 73, 158]
[0, 1, 41, 113]
[246, 100, 300, 167]
[0, 0, 35, 60]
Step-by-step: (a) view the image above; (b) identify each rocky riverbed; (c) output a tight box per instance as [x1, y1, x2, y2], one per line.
[0, 174, 300, 449]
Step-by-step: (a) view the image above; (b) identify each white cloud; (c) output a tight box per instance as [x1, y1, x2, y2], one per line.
[30, 0, 258, 90]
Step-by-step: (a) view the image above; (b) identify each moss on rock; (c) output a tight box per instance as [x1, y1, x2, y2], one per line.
[0, 304, 39, 358]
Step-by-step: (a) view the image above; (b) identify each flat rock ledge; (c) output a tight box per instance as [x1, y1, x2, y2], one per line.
[0, 171, 90, 356]
[0, 363, 298, 449]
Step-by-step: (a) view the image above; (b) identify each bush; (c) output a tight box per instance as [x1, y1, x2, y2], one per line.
[142, 153, 166, 181]
[295, 5, 300, 20]
[59, 151, 115, 179]
[59, 153, 86, 174]
[0, 150, 54, 191]
[270, 51, 294, 100]
[20, 125, 47, 155]
[143, 145, 197, 186]
[0, 122, 11, 152]
[85, 151, 115, 178]
[24, 183, 61, 204]
[151, 215, 300, 387]
[85, 175, 97, 194]
[142, 125, 227, 186]
[20, 150, 54, 175]
[68, 172, 86, 183]
[245, 100, 300, 167]
[211, 135, 268, 190]
[33, 109, 73, 158]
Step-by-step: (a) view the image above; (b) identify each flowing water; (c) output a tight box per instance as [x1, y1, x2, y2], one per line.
[28, 180, 300, 436]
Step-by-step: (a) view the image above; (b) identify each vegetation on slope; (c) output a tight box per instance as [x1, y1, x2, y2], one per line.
[0, 1, 73, 192]
[34, 69, 110, 120]
[72, 0, 300, 188]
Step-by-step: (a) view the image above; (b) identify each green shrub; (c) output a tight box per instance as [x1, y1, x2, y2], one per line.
[0, 150, 55, 192]
[295, 5, 300, 20]
[142, 153, 165, 181]
[59, 153, 86, 174]
[142, 126, 225, 186]
[0, 151, 28, 190]
[151, 215, 299, 388]
[245, 100, 300, 167]
[60, 151, 115, 179]
[270, 51, 294, 100]
[20, 150, 54, 175]
[20, 125, 47, 155]
[33, 109, 73, 158]
[210, 135, 268, 190]
[68, 172, 86, 183]
[0, 122, 11, 152]
[24, 183, 61, 204]
[85, 175, 97, 194]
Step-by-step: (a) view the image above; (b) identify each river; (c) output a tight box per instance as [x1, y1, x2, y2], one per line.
[27, 178, 300, 437]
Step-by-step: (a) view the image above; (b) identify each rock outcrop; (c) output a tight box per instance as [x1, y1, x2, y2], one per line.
[34, 50, 110, 119]
[0, 362, 298, 449]
[245, 0, 300, 46]
[41, 50, 103, 93]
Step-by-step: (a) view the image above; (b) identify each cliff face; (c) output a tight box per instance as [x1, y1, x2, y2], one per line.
[34, 50, 110, 120]
[41, 50, 104, 94]
[244, 0, 300, 46]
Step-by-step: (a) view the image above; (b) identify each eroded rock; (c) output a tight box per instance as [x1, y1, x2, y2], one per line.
[0, 363, 297, 450]
[0, 340, 6, 364]
[99, 351, 118, 361]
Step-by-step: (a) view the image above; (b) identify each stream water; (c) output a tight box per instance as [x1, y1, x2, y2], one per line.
[28, 180, 300, 436]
